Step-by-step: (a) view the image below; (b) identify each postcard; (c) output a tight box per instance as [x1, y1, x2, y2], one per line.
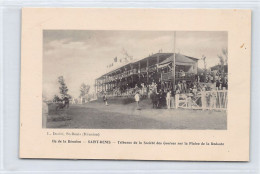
[20, 8, 251, 161]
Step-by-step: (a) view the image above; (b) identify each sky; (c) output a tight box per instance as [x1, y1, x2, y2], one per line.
[43, 30, 227, 99]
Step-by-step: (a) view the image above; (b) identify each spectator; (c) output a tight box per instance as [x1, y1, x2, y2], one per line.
[177, 81, 182, 93]
[134, 92, 140, 110]
[166, 90, 171, 109]
[103, 93, 108, 106]
[216, 80, 220, 90]
[182, 80, 187, 93]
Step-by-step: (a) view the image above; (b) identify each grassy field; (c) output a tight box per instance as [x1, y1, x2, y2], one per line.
[45, 98, 227, 130]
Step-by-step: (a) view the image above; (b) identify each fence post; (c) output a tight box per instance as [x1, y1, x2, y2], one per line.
[187, 95, 192, 109]
[218, 91, 222, 109]
[224, 90, 228, 108]
[211, 91, 217, 109]
[201, 91, 206, 110]
[170, 97, 175, 109]
[175, 94, 179, 109]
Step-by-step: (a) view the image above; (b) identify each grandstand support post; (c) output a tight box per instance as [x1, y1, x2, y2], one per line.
[157, 54, 160, 72]
[94, 80, 96, 94]
[97, 81, 99, 93]
[138, 61, 141, 80]
[102, 82, 106, 92]
[201, 91, 206, 110]
[147, 58, 149, 84]
[161, 73, 163, 89]
[175, 94, 179, 109]
[172, 31, 176, 90]
[98, 81, 100, 93]
[130, 63, 133, 83]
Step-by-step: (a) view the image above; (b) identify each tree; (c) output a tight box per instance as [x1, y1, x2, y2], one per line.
[217, 48, 228, 79]
[53, 95, 61, 102]
[58, 76, 70, 99]
[222, 48, 228, 65]
[79, 83, 90, 98]
[201, 55, 207, 82]
[201, 55, 207, 70]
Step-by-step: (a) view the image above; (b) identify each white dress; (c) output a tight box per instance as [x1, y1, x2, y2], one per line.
[135, 94, 140, 102]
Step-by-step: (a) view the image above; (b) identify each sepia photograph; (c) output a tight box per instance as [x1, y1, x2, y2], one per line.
[20, 8, 250, 161]
[42, 30, 228, 130]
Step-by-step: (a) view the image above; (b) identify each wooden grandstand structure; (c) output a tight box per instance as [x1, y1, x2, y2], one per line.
[95, 53, 199, 97]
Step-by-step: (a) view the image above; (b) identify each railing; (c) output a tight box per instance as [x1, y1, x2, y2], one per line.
[140, 68, 147, 73]
[98, 69, 139, 84]
[175, 90, 228, 110]
[98, 71, 196, 84]
[148, 66, 157, 72]
[98, 87, 148, 98]
[161, 72, 196, 81]
[175, 72, 196, 80]
[161, 72, 174, 81]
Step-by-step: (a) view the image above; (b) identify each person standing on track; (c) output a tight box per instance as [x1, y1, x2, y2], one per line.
[135, 92, 140, 110]
[166, 90, 171, 109]
[103, 93, 108, 106]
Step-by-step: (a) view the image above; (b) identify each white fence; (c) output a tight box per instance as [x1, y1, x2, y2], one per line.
[175, 90, 228, 111]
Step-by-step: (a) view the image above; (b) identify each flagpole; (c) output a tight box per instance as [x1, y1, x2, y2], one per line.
[173, 31, 176, 91]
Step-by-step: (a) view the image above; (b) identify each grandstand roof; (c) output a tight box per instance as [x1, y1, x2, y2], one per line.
[97, 53, 199, 79]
